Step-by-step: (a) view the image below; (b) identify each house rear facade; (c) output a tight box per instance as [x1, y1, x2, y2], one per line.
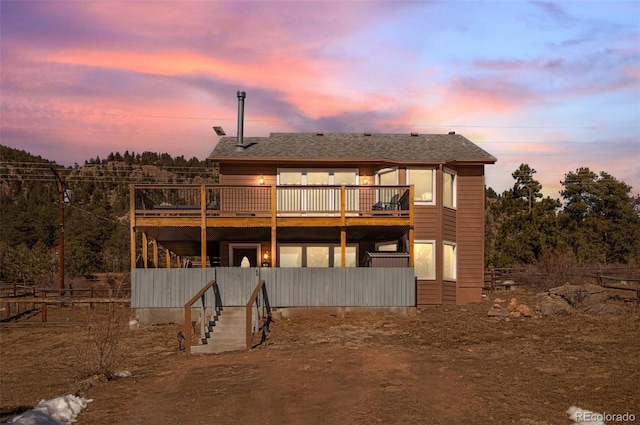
[130, 130, 495, 306]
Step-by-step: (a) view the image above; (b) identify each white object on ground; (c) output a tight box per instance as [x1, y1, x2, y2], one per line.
[5, 394, 93, 424]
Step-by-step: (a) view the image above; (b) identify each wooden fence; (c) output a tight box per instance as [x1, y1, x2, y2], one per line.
[1, 285, 130, 322]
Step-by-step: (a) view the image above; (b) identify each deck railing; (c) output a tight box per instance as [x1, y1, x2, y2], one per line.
[133, 184, 411, 217]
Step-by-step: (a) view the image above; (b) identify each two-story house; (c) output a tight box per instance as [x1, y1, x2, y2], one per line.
[206, 128, 495, 305]
[131, 137, 494, 310]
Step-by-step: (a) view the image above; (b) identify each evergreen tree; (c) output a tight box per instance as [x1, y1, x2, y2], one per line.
[559, 168, 640, 264]
[486, 164, 560, 267]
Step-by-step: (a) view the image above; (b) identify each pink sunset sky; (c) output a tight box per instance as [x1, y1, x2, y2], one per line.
[1, 1, 638, 197]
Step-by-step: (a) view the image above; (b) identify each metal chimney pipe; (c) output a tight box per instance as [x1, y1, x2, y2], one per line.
[236, 91, 246, 152]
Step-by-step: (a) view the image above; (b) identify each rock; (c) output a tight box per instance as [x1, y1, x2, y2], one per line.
[548, 284, 584, 306]
[517, 304, 534, 317]
[493, 298, 506, 303]
[510, 311, 521, 318]
[538, 297, 572, 316]
[508, 298, 518, 312]
[548, 284, 609, 307]
[487, 306, 510, 317]
[582, 303, 625, 315]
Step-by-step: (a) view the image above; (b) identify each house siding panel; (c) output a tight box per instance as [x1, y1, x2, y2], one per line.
[220, 164, 277, 186]
[443, 208, 456, 241]
[416, 279, 439, 305]
[413, 206, 438, 240]
[455, 166, 486, 294]
[442, 281, 457, 304]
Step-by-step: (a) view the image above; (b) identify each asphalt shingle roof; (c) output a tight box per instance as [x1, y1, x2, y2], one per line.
[208, 132, 496, 164]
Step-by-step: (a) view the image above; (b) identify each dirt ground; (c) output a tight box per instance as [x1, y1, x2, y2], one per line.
[1, 290, 639, 425]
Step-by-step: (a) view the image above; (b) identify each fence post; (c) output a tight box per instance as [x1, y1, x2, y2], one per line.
[41, 293, 47, 323]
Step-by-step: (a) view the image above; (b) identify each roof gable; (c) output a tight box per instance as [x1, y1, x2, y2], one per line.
[208, 132, 496, 164]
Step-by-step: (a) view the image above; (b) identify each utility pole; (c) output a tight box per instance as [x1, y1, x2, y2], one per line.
[52, 168, 66, 293]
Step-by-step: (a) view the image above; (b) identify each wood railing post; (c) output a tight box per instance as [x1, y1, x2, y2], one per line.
[184, 279, 217, 355]
[184, 303, 192, 355]
[200, 294, 206, 338]
[41, 293, 47, 323]
[271, 185, 277, 267]
[246, 279, 265, 349]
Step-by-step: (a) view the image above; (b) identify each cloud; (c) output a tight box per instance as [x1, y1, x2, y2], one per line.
[530, 1, 574, 23]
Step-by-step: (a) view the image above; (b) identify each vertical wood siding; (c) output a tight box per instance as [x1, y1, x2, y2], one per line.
[132, 267, 415, 308]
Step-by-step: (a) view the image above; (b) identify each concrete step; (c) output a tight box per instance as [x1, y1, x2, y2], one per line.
[191, 340, 246, 354]
[217, 306, 247, 315]
[192, 306, 252, 354]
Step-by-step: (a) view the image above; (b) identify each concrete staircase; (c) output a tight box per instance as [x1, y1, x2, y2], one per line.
[191, 307, 247, 354]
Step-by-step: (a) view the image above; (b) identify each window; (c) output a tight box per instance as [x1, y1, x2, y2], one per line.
[444, 169, 456, 208]
[279, 246, 302, 267]
[414, 241, 435, 279]
[307, 246, 329, 267]
[377, 168, 398, 186]
[277, 169, 358, 213]
[443, 242, 457, 280]
[333, 246, 357, 267]
[377, 168, 399, 207]
[278, 244, 357, 267]
[376, 242, 398, 252]
[407, 168, 434, 204]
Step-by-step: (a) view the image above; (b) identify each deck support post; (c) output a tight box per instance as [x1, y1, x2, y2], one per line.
[271, 185, 277, 267]
[130, 184, 136, 269]
[201, 185, 207, 268]
[340, 185, 346, 267]
[152, 239, 158, 268]
[142, 232, 148, 269]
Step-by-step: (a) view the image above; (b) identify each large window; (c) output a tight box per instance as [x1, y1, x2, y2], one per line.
[306, 246, 330, 267]
[279, 246, 302, 267]
[279, 244, 357, 267]
[376, 167, 399, 208]
[277, 169, 357, 213]
[444, 168, 457, 208]
[407, 168, 435, 204]
[333, 246, 357, 268]
[443, 242, 457, 280]
[414, 241, 435, 279]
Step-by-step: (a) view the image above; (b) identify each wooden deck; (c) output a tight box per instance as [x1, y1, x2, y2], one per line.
[130, 184, 415, 267]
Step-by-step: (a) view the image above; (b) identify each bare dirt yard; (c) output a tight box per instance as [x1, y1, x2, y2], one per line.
[1, 289, 639, 425]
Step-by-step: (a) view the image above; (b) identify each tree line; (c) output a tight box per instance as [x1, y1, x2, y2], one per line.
[485, 164, 640, 268]
[0, 146, 216, 284]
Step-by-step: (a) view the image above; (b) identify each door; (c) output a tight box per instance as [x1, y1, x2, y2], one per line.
[232, 247, 258, 267]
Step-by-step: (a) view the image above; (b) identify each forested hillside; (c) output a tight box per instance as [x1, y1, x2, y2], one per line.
[0, 145, 217, 284]
[1, 145, 638, 286]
